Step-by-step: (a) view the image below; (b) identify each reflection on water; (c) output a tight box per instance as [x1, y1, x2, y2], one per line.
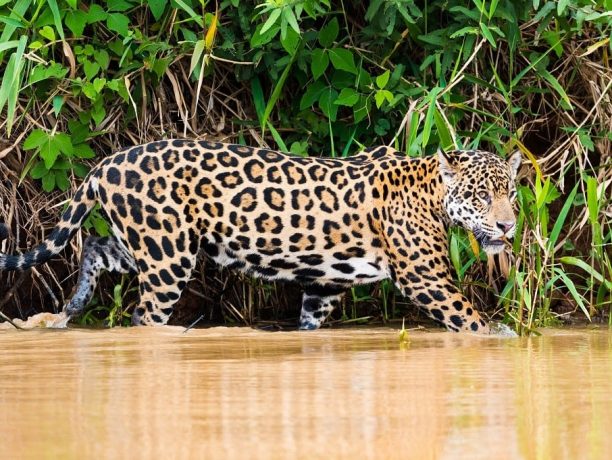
[0, 327, 610, 459]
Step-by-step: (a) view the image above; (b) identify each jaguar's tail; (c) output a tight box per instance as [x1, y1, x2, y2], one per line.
[0, 177, 99, 271]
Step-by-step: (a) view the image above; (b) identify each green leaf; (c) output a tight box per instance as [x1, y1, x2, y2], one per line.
[334, 87, 359, 107]
[261, 8, 282, 34]
[283, 7, 300, 35]
[318, 17, 339, 47]
[46, 0, 65, 40]
[280, 26, 300, 55]
[55, 170, 71, 191]
[107, 13, 130, 36]
[311, 49, 329, 80]
[148, 0, 168, 21]
[251, 23, 279, 47]
[42, 171, 56, 192]
[53, 133, 74, 156]
[52, 95, 64, 115]
[83, 60, 100, 80]
[374, 89, 393, 108]
[548, 183, 579, 250]
[375, 70, 390, 89]
[422, 87, 442, 147]
[93, 77, 106, 93]
[87, 4, 107, 23]
[30, 161, 48, 179]
[557, 0, 569, 15]
[353, 96, 370, 123]
[299, 80, 326, 110]
[328, 48, 357, 75]
[24, 129, 48, 150]
[40, 142, 60, 169]
[65, 10, 88, 37]
[541, 69, 572, 109]
[479, 23, 496, 48]
[94, 50, 110, 69]
[190, 39, 205, 75]
[39, 25, 56, 41]
[74, 143, 96, 159]
[318, 88, 339, 121]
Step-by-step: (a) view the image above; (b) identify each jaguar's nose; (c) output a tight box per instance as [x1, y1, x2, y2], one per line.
[496, 221, 515, 234]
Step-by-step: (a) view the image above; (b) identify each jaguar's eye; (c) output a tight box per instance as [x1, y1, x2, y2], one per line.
[509, 190, 517, 202]
[477, 191, 491, 204]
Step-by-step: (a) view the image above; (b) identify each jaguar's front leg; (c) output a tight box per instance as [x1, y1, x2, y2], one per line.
[391, 260, 490, 334]
[298, 284, 345, 330]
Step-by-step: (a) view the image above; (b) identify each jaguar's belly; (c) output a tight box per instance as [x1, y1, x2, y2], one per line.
[204, 239, 388, 285]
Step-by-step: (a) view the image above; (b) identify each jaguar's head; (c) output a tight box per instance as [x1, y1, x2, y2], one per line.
[439, 149, 522, 254]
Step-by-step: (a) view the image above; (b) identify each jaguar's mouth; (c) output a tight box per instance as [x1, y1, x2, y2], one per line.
[474, 233, 509, 254]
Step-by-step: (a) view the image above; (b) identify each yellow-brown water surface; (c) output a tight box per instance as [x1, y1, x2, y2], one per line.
[0, 326, 610, 460]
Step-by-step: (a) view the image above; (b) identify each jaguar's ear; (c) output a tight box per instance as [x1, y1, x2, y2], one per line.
[437, 149, 458, 185]
[507, 150, 522, 179]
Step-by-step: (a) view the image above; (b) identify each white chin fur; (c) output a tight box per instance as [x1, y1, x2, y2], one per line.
[483, 243, 505, 255]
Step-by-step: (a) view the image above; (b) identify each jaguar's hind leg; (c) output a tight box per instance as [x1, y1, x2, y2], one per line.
[299, 285, 345, 330]
[64, 236, 137, 317]
[130, 253, 197, 326]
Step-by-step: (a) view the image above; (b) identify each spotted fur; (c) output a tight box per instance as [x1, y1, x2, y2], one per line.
[0, 141, 521, 332]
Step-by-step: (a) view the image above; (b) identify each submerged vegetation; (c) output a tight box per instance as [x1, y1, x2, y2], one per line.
[0, 0, 610, 332]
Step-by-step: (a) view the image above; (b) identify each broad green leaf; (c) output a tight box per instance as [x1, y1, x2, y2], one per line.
[55, 170, 71, 191]
[65, 10, 88, 37]
[318, 88, 339, 121]
[334, 87, 359, 107]
[310, 49, 328, 80]
[148, 0, 168, 21]
[93, 77, 106, 93]
[53, 133, 74, 156]
[319, 17, 339, 47]
[280, 26, 300, 55]
[42, 171, 56, 192]
[83, 60, 100, 79]
[40, 142, 60, 169]
[353, 96, 370, 123]
[39, 25, 56, 41]
[374, 89, 393, 108]
[52, 95, 64, 115]
[87, 4, 107, 23]
[283, 7, 300, 35]
[30, 161, 48, 179]
[376, 70, 390, 89]
[299, 80, 326, 110]
[251, 23, 279, 47]
[23, 129, 48, 150]
[261, 8, 282, 34]
[74, 143, 96, 159]
[557, 0, 569, 15]
[107, 13, 130, 36]
[328, 48, 357, 74]
[94, 49, 110, 69]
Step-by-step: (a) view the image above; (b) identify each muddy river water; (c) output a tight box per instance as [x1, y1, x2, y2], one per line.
[0, 326, 610, 459]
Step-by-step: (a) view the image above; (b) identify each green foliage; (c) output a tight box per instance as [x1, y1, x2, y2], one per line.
[0, 0, 610, 329]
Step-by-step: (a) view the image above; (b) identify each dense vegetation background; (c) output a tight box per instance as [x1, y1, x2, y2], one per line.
[0, 0, 610, 332]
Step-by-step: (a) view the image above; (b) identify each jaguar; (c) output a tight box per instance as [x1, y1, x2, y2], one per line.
[0, 140, 521, 332]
